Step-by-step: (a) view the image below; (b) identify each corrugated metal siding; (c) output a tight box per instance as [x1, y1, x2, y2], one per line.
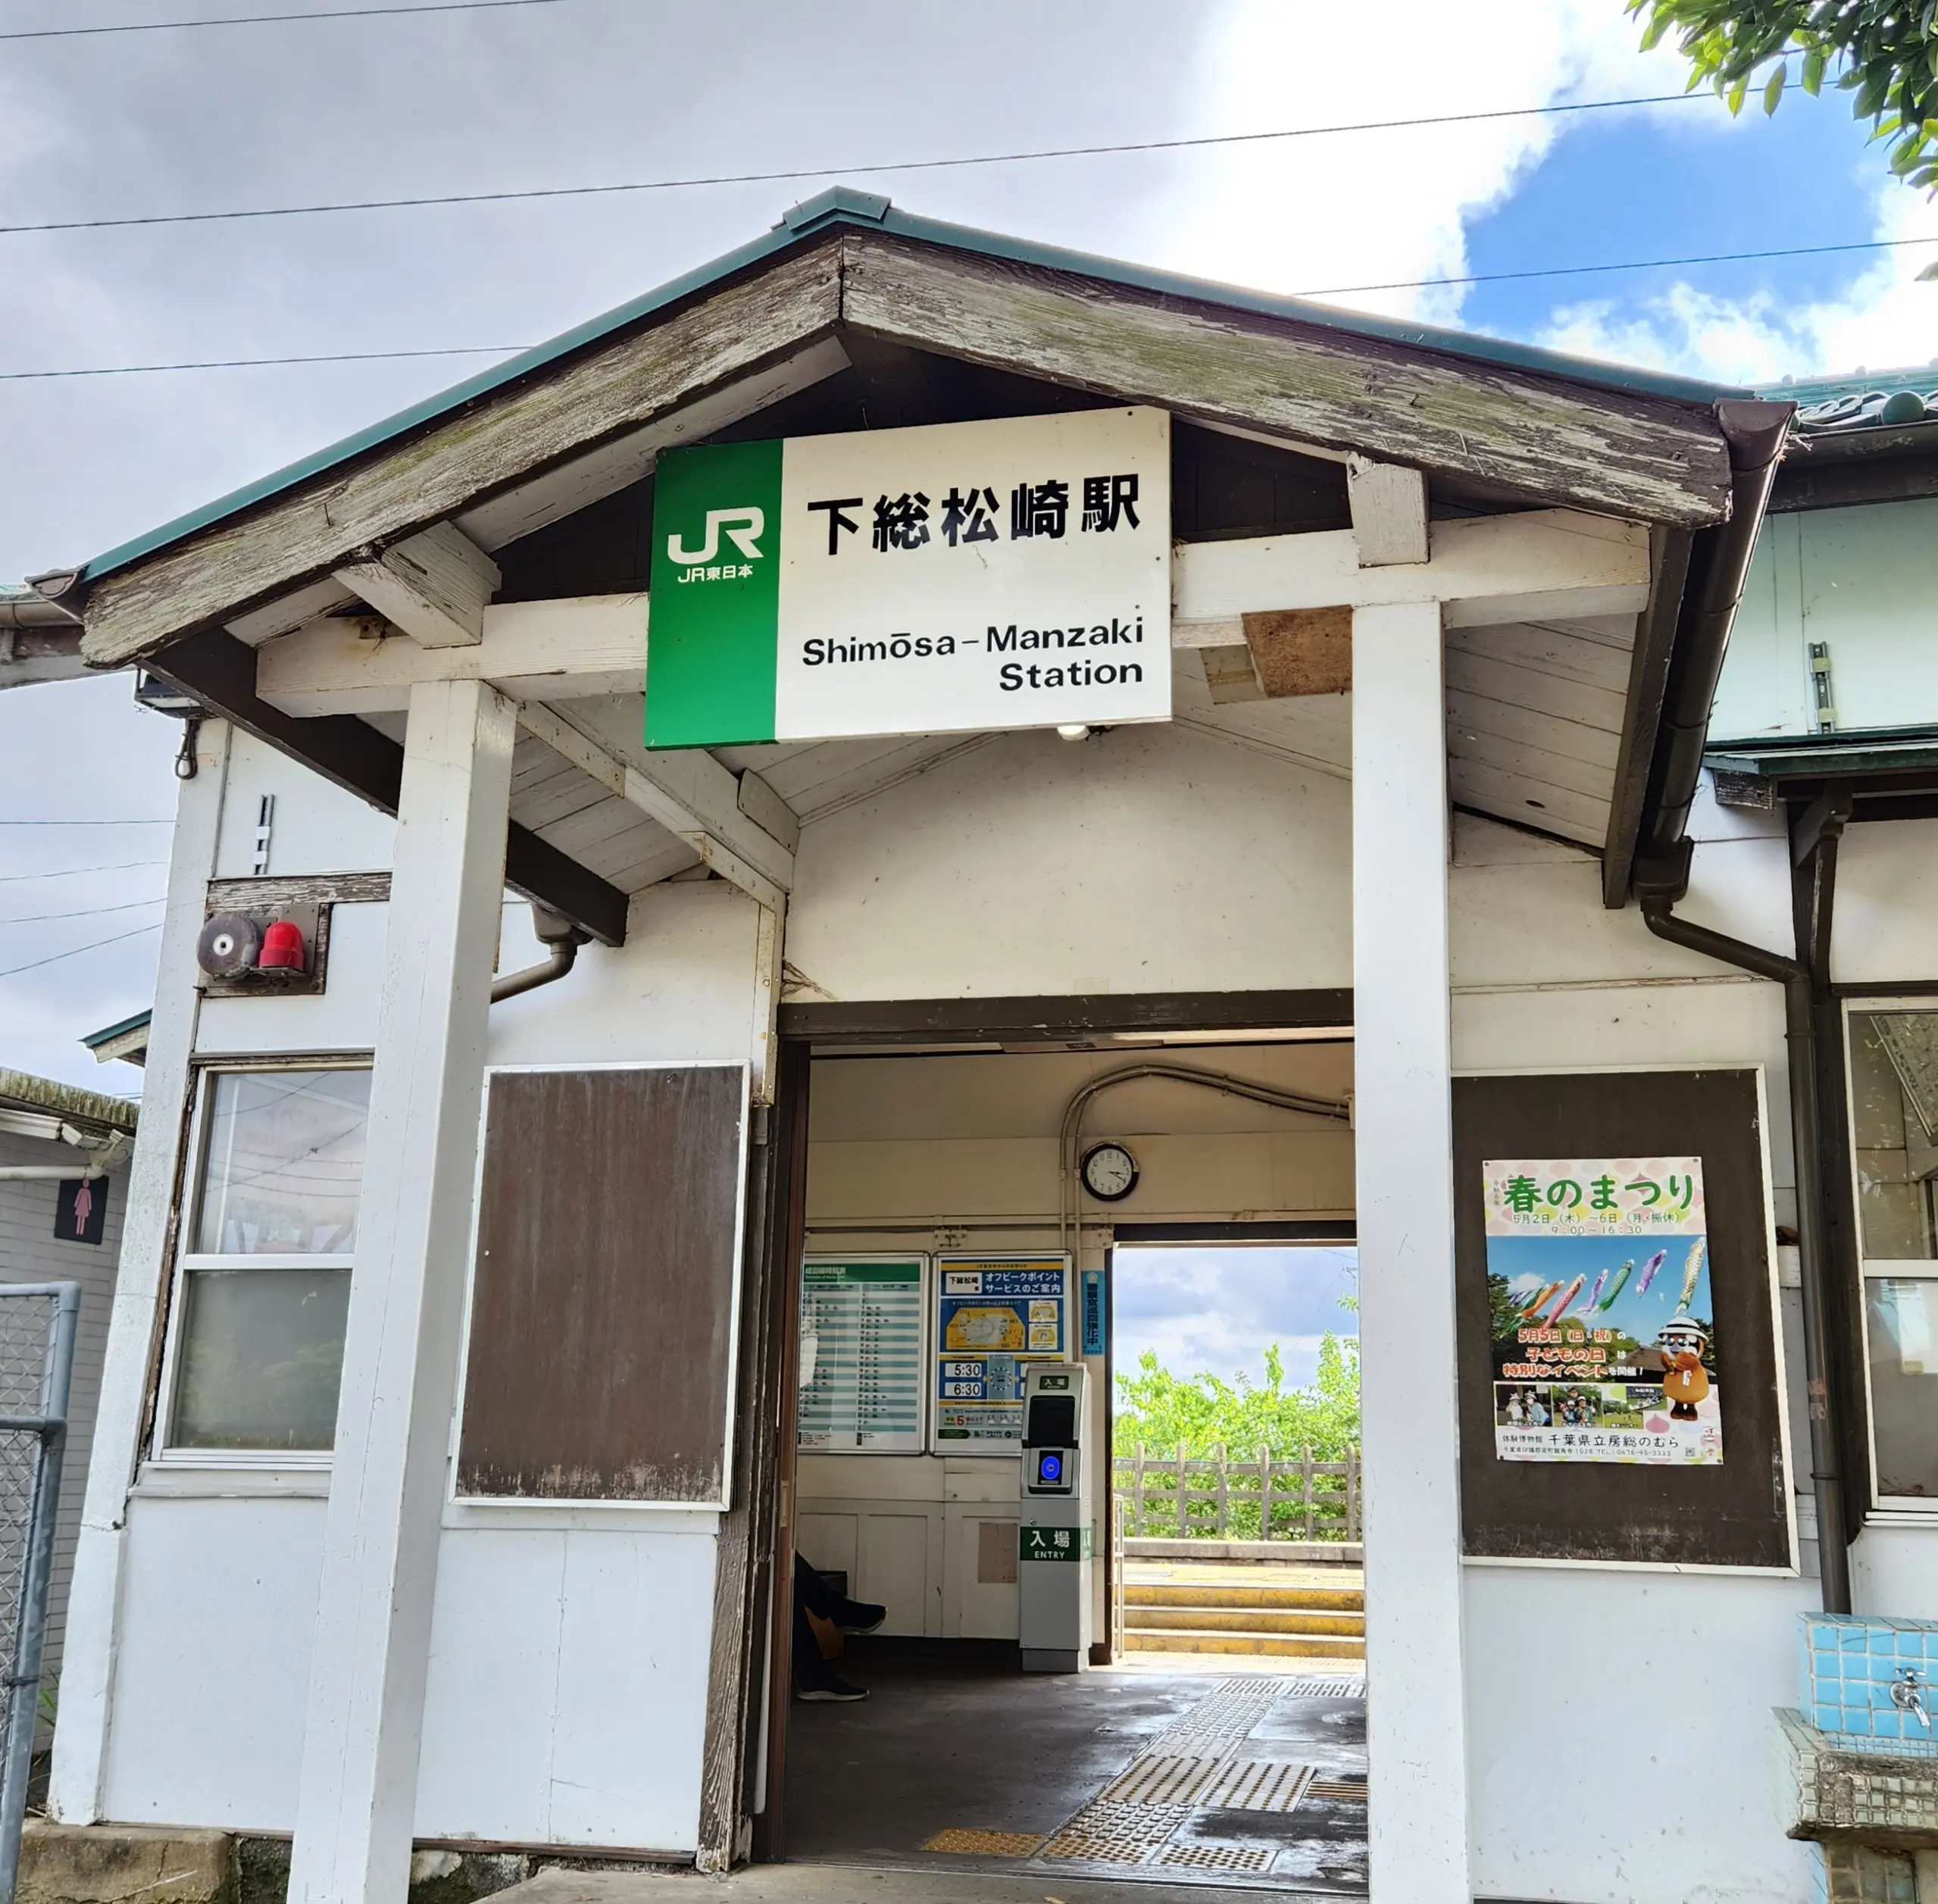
[0, 1130, 127, 1688]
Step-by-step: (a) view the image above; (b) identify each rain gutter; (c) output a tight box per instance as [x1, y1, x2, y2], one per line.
[1628, 395, 1852, 1612]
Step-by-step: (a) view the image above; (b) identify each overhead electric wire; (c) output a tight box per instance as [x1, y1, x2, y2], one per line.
[0, 345, 523, 380]
[0, 921, 160, 980]
[0, 92, 1719, 240]
[1307, 233, 1938, 296]
[0, 896, 167, 926]
[0, 0, 578, 41]
[0, 818, 173, 825]
[0, 859, 166, 882]
[6, 229, 1932, 382]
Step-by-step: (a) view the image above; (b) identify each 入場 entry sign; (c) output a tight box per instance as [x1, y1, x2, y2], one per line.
[645, 407, 1171, 749]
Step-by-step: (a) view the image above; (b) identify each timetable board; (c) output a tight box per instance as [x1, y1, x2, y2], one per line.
[797, 1255, 927, 1452]
[933, 1254, 1074, 1452]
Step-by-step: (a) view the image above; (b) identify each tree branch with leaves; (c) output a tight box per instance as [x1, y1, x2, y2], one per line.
[1631, 0, 1938, 190]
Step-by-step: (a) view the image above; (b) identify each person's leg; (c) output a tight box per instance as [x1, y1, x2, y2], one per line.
[792, 1553, 867, 1702]
[794, 1550, 886, 1635]
[794, 1549, 839, 1621]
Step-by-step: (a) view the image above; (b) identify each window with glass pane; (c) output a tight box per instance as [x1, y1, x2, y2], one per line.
[170, 1068, 370, 1452]
[1847, 1011, 1938, 1499]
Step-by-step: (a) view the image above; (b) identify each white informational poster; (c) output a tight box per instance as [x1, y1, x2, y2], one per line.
[796, 1255, 927, 1452]
[932, 1254, 1074, 1453]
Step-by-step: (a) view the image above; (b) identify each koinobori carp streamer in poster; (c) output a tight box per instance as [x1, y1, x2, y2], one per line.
[1482, 1156, 1721, 1468]
[1678, 1239, 1707, 1316]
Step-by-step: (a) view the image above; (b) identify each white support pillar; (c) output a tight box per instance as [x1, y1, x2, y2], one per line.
[50, 722, 230, 1824]
[1351, 599, 1472, 1904]
[289, 679, 515, 1904]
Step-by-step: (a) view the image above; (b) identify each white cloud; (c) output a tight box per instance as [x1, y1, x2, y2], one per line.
[1533, 176, 1938, 383]
[1144, 0, 1702, 323]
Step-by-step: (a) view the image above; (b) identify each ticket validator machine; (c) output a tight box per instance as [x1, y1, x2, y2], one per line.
[1019, 1362, 1092, 1672]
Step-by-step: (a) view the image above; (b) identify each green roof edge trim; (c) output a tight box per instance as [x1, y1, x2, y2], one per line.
[80, 186, 1748, 586]
[80, 1008, 153, 1051]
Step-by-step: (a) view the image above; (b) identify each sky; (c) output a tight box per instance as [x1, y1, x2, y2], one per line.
[2, 0, 1936, 1091]
[1113, 1246, 1359, 1390]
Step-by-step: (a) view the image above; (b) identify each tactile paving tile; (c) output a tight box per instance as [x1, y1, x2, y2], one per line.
[921, 1828, 1046, 1856]
[1307, 1774, 1370, 1802]
[1156, 1675, 1292, 1754]
[1153, 1840, 1277, 1873]
[1278, 1674, 1364, 1699]
[1037, 1799, 1196, 1864]
[1199, 1758, 1315, 1813]
[1102, 1753, 1224, 1806]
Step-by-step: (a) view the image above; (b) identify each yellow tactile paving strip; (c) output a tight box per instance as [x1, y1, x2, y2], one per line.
[920, 1828, 1046, 1856]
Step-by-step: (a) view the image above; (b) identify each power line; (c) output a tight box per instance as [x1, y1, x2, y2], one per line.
[0, 1, 576, 42]
[0, 818, 173, 825]
[0, 92, 1716, 239]
[0, 896, 167, 926]
[8, 230, 1933, 383]
[1308, 234, 1938, 296]
[0, 921, 159, 980]
[0, 859, 166, 882]
[0, 345, 521, 381]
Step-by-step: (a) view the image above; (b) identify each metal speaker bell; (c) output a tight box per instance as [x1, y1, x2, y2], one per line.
[196, 911, 261, 979]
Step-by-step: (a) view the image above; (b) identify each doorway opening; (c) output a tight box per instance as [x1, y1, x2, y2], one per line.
[765, 1019, 1368, 1893]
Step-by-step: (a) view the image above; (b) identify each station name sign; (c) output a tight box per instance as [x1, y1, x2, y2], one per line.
[644, 406, 1171, 749]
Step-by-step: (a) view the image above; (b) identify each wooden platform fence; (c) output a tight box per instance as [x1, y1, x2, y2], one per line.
[1111, 1443, 1361, 1543]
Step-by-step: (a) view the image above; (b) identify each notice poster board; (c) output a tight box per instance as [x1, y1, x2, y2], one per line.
[1455, 1071, 1792, 1569]
[933, 1254, 1073, 1452]
[797, 1255, 927, 1452]
[1484, 1157, 1721, 1467]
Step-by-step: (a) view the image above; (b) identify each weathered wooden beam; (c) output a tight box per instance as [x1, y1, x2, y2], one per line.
[258, 593, 647, 715]
[145, 626, 628, 945]
[1173, 508, 1651, 633]
[838, 231, 1732, 527]
[80, 240, 844, 670]
[1346, 457, 1428, 566]
[516, 699, 794, 909]
[333, 522, 500, 649]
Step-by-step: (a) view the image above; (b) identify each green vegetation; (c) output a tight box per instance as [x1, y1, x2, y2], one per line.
[1113, 1337, 1361, 1460]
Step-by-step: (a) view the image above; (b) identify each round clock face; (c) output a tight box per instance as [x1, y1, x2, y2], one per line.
[1081, 1141, 1139, 1202]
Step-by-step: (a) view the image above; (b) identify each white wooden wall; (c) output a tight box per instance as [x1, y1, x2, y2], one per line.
[1445, 778, 1938, 1904]
[1711, 499, 1938, 742]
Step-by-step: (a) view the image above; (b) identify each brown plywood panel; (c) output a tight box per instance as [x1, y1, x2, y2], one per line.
[458, 1064, 748, 1502]
[1243, 605, 1352, 698]
[1454, 1070, 1792, 1568]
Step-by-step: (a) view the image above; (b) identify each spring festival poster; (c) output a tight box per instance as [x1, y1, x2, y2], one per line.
[1483, 1156, 1721, 1466]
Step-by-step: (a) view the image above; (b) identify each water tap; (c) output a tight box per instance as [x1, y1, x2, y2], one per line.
[1890, 1666, 1931, 1730]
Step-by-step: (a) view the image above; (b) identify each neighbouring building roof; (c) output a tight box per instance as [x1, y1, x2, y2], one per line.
[80, 1011, 152, 1070]
[0, 1068, 139, 1138]
[1764, 364, 1938, 434]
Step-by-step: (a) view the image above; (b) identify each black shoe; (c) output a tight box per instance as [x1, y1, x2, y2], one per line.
[833, 1597, 886, 1635]
[795, 1670, 868, 1703]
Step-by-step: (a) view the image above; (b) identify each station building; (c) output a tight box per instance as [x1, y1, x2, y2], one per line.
[22, 191, 1937, 1904]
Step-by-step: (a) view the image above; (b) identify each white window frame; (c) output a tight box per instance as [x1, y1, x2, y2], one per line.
[152, 1055, 372, 1468]
[1839, 996, 1938, 1518]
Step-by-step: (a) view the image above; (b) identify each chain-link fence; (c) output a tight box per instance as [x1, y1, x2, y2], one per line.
[0, 1286, 78, 1904]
